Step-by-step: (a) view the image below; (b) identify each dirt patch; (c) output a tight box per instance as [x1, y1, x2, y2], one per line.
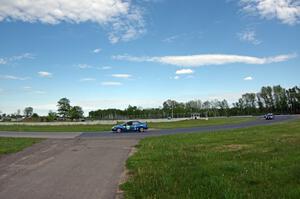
[279, 135, 300, 144]
[214, 144, 250, 152]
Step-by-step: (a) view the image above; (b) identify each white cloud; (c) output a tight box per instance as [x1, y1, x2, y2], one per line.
[0, 75, 29, 80]
[102, 66, 112, 70]
[93, 48, 101, 53]
[162, 35, 180, 43]
[0, 53, 34, 65]
[0, 58, 7, 65]
[176, 69, 194, 75]
[244, 76, 253, 80]
[78, 64, 113, 70]
[238, 29, 261, 45]
[174, 76, 180, 80]
[0, 0, 145, 43]
[240, 0, 300, 25]
[78, 64, 92, 69]
[101, 81, 123, 86]
[112, 74, 131, 78]
[34, 90, 47, 95]
[162, 32, 203, 43]
[80, 78, 96, 82]
[23, 86, 32, 90]
[22, 86, 47, 94]
[9, 53, 35, 61]
[112, 55, 156, 62]
[113, 53, 296, 67]
[38, 71, 52, 78]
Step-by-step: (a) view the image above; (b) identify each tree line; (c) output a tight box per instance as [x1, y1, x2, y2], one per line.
[0, 98, 84, 122]
[1, 85, 299, 121]
[89, 85, 300, 120]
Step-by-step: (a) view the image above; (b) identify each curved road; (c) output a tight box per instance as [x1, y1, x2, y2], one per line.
[0, 115, 298, 199]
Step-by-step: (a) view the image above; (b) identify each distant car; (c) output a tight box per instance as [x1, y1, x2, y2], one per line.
[265, 113, 274, 120]
[112, 121, 148, 133]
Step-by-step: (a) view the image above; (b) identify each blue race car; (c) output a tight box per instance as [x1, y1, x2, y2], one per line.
[112, 121, 148, 133]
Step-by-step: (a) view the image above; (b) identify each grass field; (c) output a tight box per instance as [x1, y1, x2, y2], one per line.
[121, 119, 300, 198]
[150, 117, 254, 129]
[0, 124, 112, 132]
[0, 117, 255, 132]
[0, 137, 42, 155]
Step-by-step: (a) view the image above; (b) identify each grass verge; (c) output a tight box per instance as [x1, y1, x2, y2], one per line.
[0, 137, 42, 155]
[121, 119, 300, 198]
[0, 124, 112, 132]
[150, 117, 255, 129]
[0, 117, 255, 132]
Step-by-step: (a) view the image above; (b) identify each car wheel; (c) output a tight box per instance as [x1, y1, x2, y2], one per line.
[139, 128, 144, 133]
[117, 128, 122, 133]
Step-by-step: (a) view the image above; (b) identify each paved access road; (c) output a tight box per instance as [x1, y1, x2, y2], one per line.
[0, 115, 298, 199]
[0, 138, 138, 199]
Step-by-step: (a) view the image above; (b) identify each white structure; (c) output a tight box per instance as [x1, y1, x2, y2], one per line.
[191, 113, 201, 119]
[191, 113, 208, 120]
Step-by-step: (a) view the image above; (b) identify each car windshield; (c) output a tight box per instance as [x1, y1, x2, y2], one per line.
[120, 121, 140, 126]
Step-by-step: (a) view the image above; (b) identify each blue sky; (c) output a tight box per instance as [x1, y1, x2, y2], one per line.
[0, 0, 299, 115]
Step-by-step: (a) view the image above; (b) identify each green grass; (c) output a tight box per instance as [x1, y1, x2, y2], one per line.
[0, 124, 112, 132]
[0, 137, 42, 155]
[122, 119, 300, 199]
[149, 117, 255, 129]
[0, 117, 255, 132]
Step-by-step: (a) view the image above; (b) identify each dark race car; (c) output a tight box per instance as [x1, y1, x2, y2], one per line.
[112, 121, 148, 133]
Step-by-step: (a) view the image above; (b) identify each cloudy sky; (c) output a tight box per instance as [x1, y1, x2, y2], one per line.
[0, 0, 299, 115]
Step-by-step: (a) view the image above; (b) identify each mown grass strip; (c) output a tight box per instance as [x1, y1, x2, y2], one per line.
[150, 117, 255, 129]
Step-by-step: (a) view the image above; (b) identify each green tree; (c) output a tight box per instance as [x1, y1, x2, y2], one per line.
[256, 93, 265, 112]
[286, 86, 300, 113]
[273, 85, 288, 113]
[69, 106, 84, 120]
[24, 107, 33, 117]
[32, 113, 39, 119]
[57, 98, 71, 119]
[47, 111, 57, 121]
[218, 99, 229, 116]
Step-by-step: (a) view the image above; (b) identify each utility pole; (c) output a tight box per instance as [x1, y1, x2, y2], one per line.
[171, 101, 174, 119]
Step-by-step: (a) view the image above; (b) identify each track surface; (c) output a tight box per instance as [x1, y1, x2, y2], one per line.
[0, 115, 298, 199]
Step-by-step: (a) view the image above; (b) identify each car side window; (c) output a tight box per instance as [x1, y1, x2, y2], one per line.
[127, 121, 133, 126]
